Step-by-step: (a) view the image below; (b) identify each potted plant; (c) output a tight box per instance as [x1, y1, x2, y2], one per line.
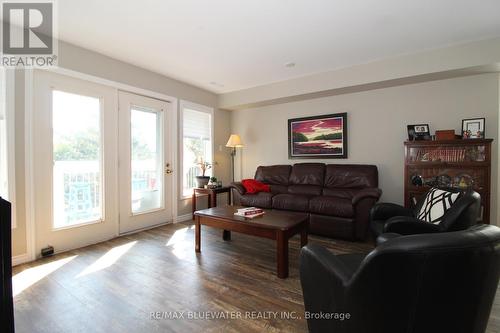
[195, 159, 212, 188]
[207, 177, 218, 189]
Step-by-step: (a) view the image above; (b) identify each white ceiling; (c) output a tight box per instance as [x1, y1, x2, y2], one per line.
[58, 0, 500, 93]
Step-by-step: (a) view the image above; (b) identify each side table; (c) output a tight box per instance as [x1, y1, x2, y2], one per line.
[192, 186, 232, 220]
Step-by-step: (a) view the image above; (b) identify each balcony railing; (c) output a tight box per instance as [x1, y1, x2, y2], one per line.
[53, 160, 159, 226]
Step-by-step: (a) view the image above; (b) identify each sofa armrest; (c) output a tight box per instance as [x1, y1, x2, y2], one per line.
[230, 182, 246, 195]
[384, 216, 441, 235]
[370, 202, 413, 221]
[352, 188, 382, 206]
[352, 189, 383, 241]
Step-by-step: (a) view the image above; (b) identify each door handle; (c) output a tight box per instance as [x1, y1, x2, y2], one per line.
[165, 163, 173, 175]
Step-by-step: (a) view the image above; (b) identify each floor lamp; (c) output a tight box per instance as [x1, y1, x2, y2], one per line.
[226, 134, 244, 182]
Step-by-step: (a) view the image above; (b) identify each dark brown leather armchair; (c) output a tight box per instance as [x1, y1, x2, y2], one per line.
[300, 224, 500, 333]
[231, 163, 382, 240]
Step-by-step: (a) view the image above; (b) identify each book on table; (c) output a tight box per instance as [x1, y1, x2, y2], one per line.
[234, 207, 265, 218]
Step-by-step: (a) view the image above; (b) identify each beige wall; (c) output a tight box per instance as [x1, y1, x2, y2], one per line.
[12, 41, 231, 257]
[231, 74, 499, 224]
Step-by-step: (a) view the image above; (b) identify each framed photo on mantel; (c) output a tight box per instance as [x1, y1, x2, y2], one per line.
[288, 112, 348, 159]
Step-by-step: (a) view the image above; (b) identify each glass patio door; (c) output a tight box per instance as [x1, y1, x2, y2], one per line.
[118, 91, 173, 234]
[32, 71, 175, 256]
[32, 70, 119, 256]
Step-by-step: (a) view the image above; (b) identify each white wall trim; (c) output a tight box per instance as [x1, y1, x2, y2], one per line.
[44, 67, 178, 104]
[179, 100, 215, 200]
[12, 253, 31, 266]
[24, 69, 36, 262]
[173, 213, 192, 223]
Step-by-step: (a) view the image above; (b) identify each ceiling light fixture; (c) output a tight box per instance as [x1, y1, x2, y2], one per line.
[209, 81, 224, 87]
[284, 62, 296, 68]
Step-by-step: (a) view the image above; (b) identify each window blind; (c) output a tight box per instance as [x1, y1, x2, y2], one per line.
[183, 108, 210, 140]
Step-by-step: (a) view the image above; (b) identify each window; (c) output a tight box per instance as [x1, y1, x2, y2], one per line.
[130, 106, 163, 214]
[0, 68, 15, 227]
[52, 90, 103, 228]
[181, 101, 213, 198]
[0, 69, 7, 200]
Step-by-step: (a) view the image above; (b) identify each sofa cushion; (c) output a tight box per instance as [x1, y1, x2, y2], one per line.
[288, 185, 322, 196]
[309, 196, 354, 218]
[270, 184, 289, 194]
[272, 194, 310, 212]
[324, 164, 378, 188]
[239, 192, 273, 208]
[290, 163, 325, 186]
[309, 214, 354, 239]
[322, 188, 359, 199]
[255, 165, 291, 185]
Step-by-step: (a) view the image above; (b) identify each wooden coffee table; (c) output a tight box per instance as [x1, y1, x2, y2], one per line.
[194, 206, 309, 278]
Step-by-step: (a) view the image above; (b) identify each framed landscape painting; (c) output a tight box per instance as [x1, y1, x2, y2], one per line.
[288, 112, 347, 159]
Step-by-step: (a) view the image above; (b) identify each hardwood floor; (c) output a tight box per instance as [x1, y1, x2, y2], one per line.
[12, 221, 499, 333]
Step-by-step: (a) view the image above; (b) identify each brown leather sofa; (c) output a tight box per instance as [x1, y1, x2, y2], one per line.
[231, 163, 382, 240]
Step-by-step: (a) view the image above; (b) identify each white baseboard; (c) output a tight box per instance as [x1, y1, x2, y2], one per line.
[174, 213, 192, 223]
[12, 253, 32, 266]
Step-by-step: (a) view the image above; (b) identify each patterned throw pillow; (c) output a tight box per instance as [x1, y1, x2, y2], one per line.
[417, 188, 460, 224]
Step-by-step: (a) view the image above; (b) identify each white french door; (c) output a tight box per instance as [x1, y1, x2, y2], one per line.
[32, 71, 175, 256]
[33, 70, 119, 255]
[118, 91, 173, 234]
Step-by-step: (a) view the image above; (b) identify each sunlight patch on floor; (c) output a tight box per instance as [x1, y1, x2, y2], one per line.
[166, 227, 189, 246]
[13, 255, 78, 297]
[77, 241, 137, 277]
[166, 227, 191, 259]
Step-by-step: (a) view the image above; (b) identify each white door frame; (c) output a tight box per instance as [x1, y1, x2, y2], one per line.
[24, 67, 179, 262]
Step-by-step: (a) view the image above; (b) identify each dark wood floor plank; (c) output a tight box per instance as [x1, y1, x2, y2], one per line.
[12, 221, 499, 333]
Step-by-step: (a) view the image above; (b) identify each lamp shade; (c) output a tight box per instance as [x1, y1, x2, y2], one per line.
[226, 134, 244, 148]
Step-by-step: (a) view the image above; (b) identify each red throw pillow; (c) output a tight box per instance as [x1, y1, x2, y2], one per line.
[241, 179, 271, 194]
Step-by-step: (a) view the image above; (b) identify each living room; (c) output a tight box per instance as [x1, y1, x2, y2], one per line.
[1, 1, 500, 332]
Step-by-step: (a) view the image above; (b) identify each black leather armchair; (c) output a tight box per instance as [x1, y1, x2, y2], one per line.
[370, 188, 480, 240]
[300, 224, 500, 333]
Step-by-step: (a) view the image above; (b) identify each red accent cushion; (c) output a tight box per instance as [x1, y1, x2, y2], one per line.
[241, 179, 271, 194]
